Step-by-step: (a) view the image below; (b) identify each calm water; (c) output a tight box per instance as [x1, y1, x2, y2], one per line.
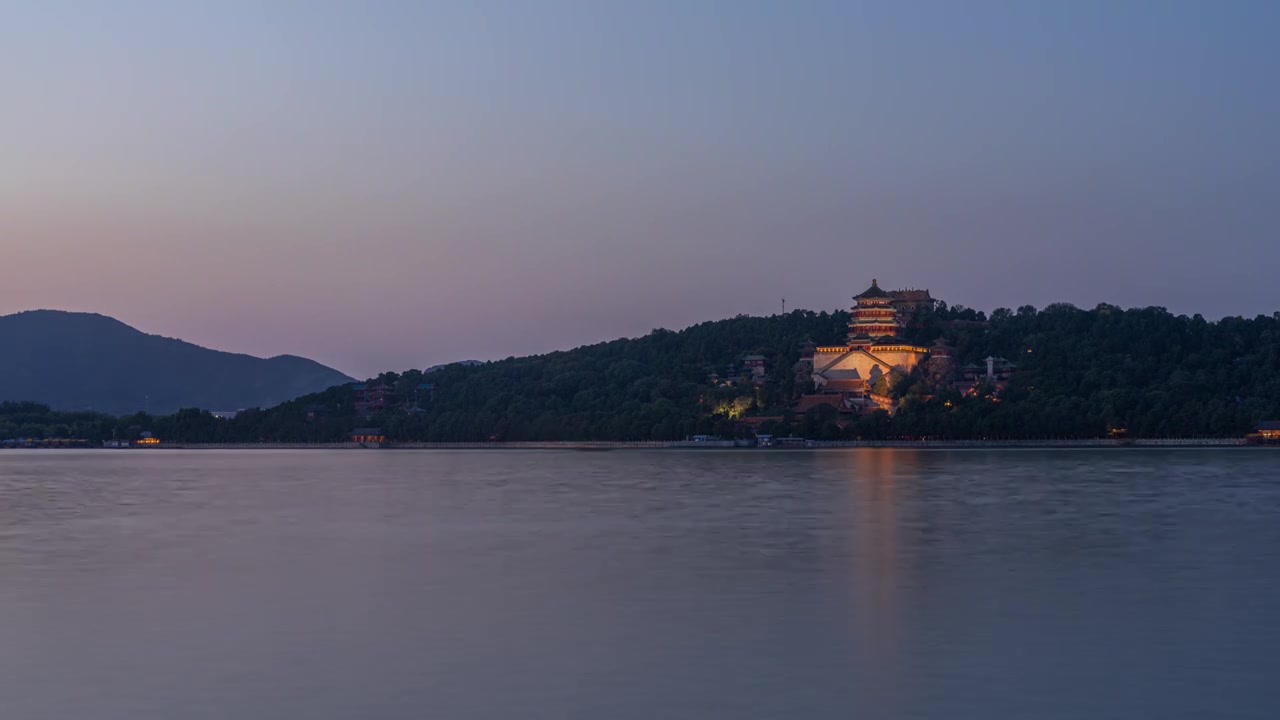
[1, 449, 1278, 719]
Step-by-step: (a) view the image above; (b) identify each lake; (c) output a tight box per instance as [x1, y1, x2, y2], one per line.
[1, 449, 1278, 719]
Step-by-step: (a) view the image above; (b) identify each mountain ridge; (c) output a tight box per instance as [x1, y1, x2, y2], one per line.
[0, 309, 355, 414]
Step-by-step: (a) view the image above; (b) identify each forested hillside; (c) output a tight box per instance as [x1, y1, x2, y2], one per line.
[892, 304, 1280, 438]
[4, 303, 1279, 443]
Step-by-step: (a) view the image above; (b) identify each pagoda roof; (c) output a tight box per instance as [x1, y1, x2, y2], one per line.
[823, 379, 867, 393]
[853, 279, 892, 300]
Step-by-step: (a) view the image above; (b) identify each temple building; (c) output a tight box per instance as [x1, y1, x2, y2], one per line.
[957, 356, 1017, 396]
[350, 427, 387, 447]
[743, 355, 767, 383]
[810, 279, 932, 401]
[353, 382, 394, 416]
[890, 288, 936, 313]
[1253, 421, 1280, 443]
[961, 356, 1017, 384]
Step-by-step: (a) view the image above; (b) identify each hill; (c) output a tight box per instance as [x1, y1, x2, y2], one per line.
[5, 302, 1280, 442]
[196, 302, 1280, 442]
[0, 310, 354, 415]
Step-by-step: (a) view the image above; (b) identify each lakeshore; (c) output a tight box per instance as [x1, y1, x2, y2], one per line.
[3, 438, 1256, 451]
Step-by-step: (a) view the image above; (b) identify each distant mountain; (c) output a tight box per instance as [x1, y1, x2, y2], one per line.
[0, 310, 354, 415]
[425, 360, 484, 373]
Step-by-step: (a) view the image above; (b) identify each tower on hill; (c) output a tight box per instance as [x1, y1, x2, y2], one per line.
[805, 279, 933, 410]
[847, 279, 901, 348]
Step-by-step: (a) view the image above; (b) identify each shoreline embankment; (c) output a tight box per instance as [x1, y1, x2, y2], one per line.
[10, 438, 1257, 451]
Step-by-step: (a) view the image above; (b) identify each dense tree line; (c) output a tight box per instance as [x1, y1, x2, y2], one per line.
[0, 402, 117, 442]
[893, 303, 1280, 438]
[4, 303, 1279, 444]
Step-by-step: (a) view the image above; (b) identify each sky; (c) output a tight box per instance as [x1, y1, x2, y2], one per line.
[2, 1, 1278, 378]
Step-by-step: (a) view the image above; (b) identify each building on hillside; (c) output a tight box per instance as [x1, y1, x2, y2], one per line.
[820, 378, 868, 394]
[1256, 421, 1280, 442]
[845, 279, 903, 344]
[416, 383, 436, 404]
[958, 356, 1017, 396]
[809, 280, 931, 410]
[960, 356, 1017, 383]
[709, 361, 758, 387]
[928, 336, 953, 359]
[709, 368, 732, 387]
[353, 383, 394, 416]
[924, 337, 956, 385]
[889, 288, 936, 314]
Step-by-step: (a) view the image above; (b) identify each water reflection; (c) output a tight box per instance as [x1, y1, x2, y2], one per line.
[2, 449, 1280, 720]
[817, 449, 924, 711]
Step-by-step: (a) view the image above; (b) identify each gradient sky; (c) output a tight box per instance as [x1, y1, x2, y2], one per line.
[3, 1, 1278, 378]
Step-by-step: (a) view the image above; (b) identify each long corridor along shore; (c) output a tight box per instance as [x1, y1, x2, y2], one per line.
[33, 438, 1254, 450]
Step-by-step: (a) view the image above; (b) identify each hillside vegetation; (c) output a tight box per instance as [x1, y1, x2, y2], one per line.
[5, 302, 1279, 443]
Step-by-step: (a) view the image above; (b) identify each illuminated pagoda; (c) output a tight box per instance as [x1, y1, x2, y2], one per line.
[809, 279, 931, 403]
[846, 279, 901, 349]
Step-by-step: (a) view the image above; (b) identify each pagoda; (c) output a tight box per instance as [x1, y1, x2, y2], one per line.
[807, 279, 931, 403]
[847, 279, 901, 349]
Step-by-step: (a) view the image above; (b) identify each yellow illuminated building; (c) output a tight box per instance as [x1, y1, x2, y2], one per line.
[351, 428, 387, 445]
[810, 280, 931, 399]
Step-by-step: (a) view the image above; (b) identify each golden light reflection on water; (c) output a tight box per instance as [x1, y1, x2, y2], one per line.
[820, 449, 924, 700]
